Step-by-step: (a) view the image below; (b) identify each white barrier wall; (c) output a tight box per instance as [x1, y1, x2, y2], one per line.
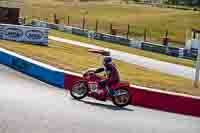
[0, 47, 64, 88]
[0, 24, 49, 45]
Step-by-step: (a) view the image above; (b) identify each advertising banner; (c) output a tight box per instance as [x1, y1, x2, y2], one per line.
[48, 23, 59, 29]
[0, 24, 5, 39]
[178, 48, 184, 57]
[31, 20, 48, 28]
[142, 42, 166, 54]
[129, 39, 142, 49]
[63, 26, 73, 33]
[88, 31, 95, 39]
[0, 24, 49, 45]
[166, 47, 180, 57]
[93, 32, 130, 46]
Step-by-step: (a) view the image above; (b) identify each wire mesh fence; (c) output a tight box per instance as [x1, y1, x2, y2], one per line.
[24, 14, 186, 47]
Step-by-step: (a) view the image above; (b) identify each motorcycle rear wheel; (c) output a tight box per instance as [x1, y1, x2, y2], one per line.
[112, 88, 131, 107]
[70, 81, 88, 100]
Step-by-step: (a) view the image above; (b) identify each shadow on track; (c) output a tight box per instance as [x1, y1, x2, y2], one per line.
[74, 99, 134, 112]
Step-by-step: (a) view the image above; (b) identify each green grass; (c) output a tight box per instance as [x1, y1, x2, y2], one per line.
[49, 30, 194, 67]
[0, 39, 199, 96]
[21, 0, 200, 45]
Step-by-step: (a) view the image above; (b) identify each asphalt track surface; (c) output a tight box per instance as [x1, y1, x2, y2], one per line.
[49, 36, 195, 79]
[0, 64, 200, 133]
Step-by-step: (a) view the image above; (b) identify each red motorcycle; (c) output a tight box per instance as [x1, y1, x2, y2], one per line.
[70, 69, 131, 107]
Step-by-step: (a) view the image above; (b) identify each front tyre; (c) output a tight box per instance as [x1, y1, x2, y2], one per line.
[112, 88, 131, 107]
[70, 80, 88, 100]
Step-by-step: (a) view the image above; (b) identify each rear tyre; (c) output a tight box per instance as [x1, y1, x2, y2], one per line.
[70, 80, 88, 100]
[112, 88, 131, 107]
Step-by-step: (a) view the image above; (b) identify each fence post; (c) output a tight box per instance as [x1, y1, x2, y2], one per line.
[67, 16, 70, 25]
[54, 14, 58, 24]
[127, 24, 130, 39]
[82, 16, 86, 30]
[144, 28, 147, 41]
[163, 29, 169, 46]
[64, 17, 66, 24]
[165, 29, 169, 38]
[110, 23, 113, 34]
[95, 20, 99, 33]
[193, 31, 196, 39]
[53, 14, 56, 23]
[23, 17, 26, 24]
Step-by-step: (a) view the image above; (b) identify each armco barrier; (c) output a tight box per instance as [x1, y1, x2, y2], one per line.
[48, 23, 59, 30]
[183, 49, 194, 59]
[191, 48, 198, 58]
[32, 20, 196, 60]
[141, 42, 166, 54]
[32, 20, 49, 28]
[72, 27, 89, 37]
[32, 20, 194, 60]
[93, 32, 130, 46]
[32, 20, 131, 46]
[178, 48, 184, 57]
[129, 39, 142, 49]
[64, 73, 200, 117]
[64, 26, 73, 34]
[0, 48, 64, 88]
[167, 47, 180, 57]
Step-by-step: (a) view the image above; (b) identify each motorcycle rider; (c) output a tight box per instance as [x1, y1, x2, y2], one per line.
[95, 56, 120, 96]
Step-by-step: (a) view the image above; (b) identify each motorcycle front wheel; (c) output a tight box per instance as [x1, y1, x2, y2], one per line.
[70, 80, 88, 100]
[112, 88, 131, 107]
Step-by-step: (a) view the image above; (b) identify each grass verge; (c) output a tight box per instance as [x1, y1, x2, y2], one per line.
[49, 30, 194, 67]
